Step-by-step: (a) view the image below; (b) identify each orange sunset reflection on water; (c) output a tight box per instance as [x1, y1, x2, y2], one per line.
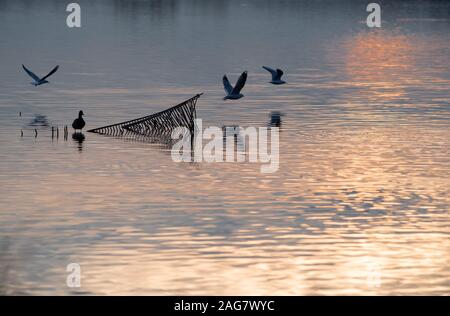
[344, 30, 416, 102]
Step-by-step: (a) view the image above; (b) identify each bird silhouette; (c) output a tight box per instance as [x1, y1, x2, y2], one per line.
[72, 110, 86, 132]
[22, 64, 59, 86]
[262, 66, 286, 85]
[223, 71, 247, 100]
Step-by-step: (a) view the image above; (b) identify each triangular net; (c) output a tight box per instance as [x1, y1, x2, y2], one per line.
[88, 94, 202, 141]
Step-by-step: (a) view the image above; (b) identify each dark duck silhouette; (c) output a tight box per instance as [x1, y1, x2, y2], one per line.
[72, 110, 86, 132]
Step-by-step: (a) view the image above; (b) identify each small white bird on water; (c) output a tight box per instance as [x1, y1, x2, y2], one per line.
[22, 64, 59, 86]
[262, 66, 286, 85]
[223, 71, 247, 100]
[72, 110, 86, 132]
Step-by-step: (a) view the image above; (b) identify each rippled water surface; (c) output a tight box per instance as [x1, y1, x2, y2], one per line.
[0, 0, 449, 295]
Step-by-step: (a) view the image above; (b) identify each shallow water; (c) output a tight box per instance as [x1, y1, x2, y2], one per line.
[0, 0, 449, 295]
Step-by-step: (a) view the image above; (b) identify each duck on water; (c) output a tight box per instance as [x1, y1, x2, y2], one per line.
[72, 110, 85, 132]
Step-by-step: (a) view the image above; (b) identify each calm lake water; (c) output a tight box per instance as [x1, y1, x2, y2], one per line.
[0, 0, 449, 295]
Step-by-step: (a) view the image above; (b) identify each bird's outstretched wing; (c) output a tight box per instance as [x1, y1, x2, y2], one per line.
[22, 64, 40, 81]
[232, 71, 247, 94]
[41, 65, 59, 81]
[262, 66, 277, 80]
[223, 75, 233, 95]
[275, 69, 284, 80]
[263, 66, 283, 81]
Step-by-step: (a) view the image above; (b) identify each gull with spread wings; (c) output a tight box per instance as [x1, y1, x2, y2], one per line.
[262, 66, 286, 85]
[223, 71, 247, 100]
[22, 64, 59, 86]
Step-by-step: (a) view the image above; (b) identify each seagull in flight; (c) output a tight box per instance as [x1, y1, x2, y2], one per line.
[22, 64, 59, 86]
[262, 66, 286, 85]
[223, 71, 247, 100]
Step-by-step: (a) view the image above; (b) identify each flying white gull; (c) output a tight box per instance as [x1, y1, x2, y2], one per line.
[262, 66, 286, 85]
[223, 71, 247, 100]
[22, 64, 59, 86]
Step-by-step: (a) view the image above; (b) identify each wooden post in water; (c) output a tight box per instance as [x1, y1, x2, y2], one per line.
[35, 129, 38, 138]
[64, 125, 68, 140]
